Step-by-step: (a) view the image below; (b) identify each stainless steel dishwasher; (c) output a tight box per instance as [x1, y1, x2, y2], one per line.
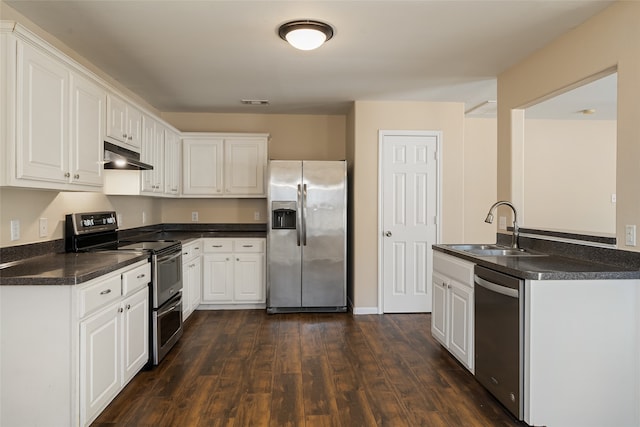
[474, 265, 524, 420]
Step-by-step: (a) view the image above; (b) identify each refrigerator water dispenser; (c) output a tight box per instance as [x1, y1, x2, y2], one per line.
[272, 201, 297, 229]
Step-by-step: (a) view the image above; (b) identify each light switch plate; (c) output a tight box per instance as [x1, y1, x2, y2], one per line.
[191, 211, 199, 222]
[625, 225, 636, 246]
[39, 218, 48, 238]
[10, 219, 20, 241]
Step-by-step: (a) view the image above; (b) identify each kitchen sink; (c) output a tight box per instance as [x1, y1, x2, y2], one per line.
[446, 244, 547, 257]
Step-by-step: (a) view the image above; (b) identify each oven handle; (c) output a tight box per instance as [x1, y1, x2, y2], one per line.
[156, 250, 181, 264]
[474, 275, 519, 298]
[157, 296, 182, 317]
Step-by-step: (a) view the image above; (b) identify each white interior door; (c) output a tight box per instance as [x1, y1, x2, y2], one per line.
[381, 131, 439, 313]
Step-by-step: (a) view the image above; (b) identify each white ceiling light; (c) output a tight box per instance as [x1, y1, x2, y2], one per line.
[278, 20, 334, 51]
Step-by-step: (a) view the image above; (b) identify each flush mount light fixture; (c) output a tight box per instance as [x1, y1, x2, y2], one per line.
[278, 20, 334, 51]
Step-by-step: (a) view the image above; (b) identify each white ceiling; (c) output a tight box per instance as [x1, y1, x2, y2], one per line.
[4, 0, 615, 116]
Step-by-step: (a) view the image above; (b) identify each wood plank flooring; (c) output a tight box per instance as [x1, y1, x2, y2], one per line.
[92, 310, 525, 426]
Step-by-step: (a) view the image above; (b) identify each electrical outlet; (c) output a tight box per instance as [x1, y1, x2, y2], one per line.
[254, 211, 260, 221]
[611, 193, 617, 203]
[191, 211, 199, 222]
[117, 214, 123, 227]
[625, 225, 636, 246]
[10, 219, 20, 241]
[142, 211, 147, 224]
[39, 218, 48, 238]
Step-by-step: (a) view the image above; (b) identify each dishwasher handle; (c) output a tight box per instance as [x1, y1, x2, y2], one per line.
[475, 275, 519, 298]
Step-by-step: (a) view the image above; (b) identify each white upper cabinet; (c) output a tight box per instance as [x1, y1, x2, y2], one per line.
[164, 129, 181, 196]
[182, 133, 268, 197]
[16, 38, 69, 184]
[106, 93, 142, 152]
[140, 115, 164, 194]
[70, 71, 105, 187]
[1, 32, 105, 190]
[182, 137, 224, 195]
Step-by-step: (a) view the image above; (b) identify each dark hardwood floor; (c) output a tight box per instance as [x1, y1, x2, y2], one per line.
[93, 310, 524, 426]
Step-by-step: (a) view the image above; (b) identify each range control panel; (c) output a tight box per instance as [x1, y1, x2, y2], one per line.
[67, 211, 118, 235]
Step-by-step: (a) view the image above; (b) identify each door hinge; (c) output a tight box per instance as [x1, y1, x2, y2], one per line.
[433, 216, 438, 225]
[433, 151, 438, 161]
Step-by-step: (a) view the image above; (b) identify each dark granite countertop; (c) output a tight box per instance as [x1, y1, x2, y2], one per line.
[0, 252, 149, 286]
[0, 223, 266, 286]
[434, 244, 640, 281]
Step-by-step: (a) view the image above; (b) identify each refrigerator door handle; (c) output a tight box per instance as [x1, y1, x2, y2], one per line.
[302, 183, 308, 246]
[296, 184, 302, 246]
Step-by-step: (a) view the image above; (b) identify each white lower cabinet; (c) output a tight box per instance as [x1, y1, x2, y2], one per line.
[0, 260, 150, 427]
[431, 251, 475, 372]
[201, 238, 265, 305]
[181, 239, 203, 319]
[81, 284, 148, 424]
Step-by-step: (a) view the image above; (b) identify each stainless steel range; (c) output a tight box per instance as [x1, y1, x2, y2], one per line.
[65, 211, 183, 366]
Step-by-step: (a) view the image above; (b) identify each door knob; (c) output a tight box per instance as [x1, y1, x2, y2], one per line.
[385, 231, 392, 237]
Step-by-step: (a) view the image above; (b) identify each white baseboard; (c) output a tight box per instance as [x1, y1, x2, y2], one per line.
[352, 306, 379, 315]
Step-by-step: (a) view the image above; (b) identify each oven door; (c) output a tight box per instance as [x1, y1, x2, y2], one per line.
[152, 293, 183, 365]
[153, 249, 183, 308]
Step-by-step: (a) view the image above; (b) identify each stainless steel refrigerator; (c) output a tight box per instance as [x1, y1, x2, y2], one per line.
[267, 160, 347, 313]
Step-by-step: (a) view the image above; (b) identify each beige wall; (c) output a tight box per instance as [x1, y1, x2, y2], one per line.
[463, 118, 498, 243]
[350, 101, 466, 311]
[498, 1, 640, 250]
[523, 119, 616, 234]
[0, 188, 161, 246]
[161, 112, 346, 161]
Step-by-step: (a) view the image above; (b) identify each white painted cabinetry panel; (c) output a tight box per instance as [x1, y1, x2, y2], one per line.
[431, 251, 475, 372]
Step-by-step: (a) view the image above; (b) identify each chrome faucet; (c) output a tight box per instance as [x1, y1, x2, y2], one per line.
[485, 201, 519, 249]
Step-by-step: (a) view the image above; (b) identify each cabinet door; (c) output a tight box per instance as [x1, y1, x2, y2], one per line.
[106, 94, 127, 143]
[121, 287, 149, 385]
[16, 40, 69, 183]
[126, 104, 143, 151]
[80, 303, 120, 426]
[140, 116, 156, 193]
[164, 130, 181, 195]
[152, 123, 165, 192]
[182, 138, 224, 195]
[224, 138, 266, 196]
[182, 259, 192, 318]
[70, 72, 104, 187]
[189, 257, 202, 310]
[202, 253, 233, 302]
[448, 280, 473, 370]
[431, 272, 448, 345]
[233, 253, 265, 302]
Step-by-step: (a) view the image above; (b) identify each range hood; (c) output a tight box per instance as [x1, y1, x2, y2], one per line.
[104, 141, 153, 170]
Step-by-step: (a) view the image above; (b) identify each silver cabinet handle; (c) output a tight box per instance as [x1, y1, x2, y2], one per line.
[100, 289, 112, 295]
[126, 304, 131, 310]
[236, 258, 240, 261]
[194, 247, 200, 250]
[242, 245, 253, 248]
[64, 172, 71, 178]
[385, 231, 392, 237]
[123, 133, 128, 139]
[226, 258, 230, 261]
[136, 273, 145, 279]
[212, 245, 223, 248]
[128, 135, 133, 141]
[118, 307, 124, 313]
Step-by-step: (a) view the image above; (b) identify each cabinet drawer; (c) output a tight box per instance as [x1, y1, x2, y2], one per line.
[433, 252, 474, 287]
[203, 239, 233, 253]
[79, 274, 122, 318]
[122, 262, 151, 295]
[234, 239, 265, 253]
[182, 239, 202, 261]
